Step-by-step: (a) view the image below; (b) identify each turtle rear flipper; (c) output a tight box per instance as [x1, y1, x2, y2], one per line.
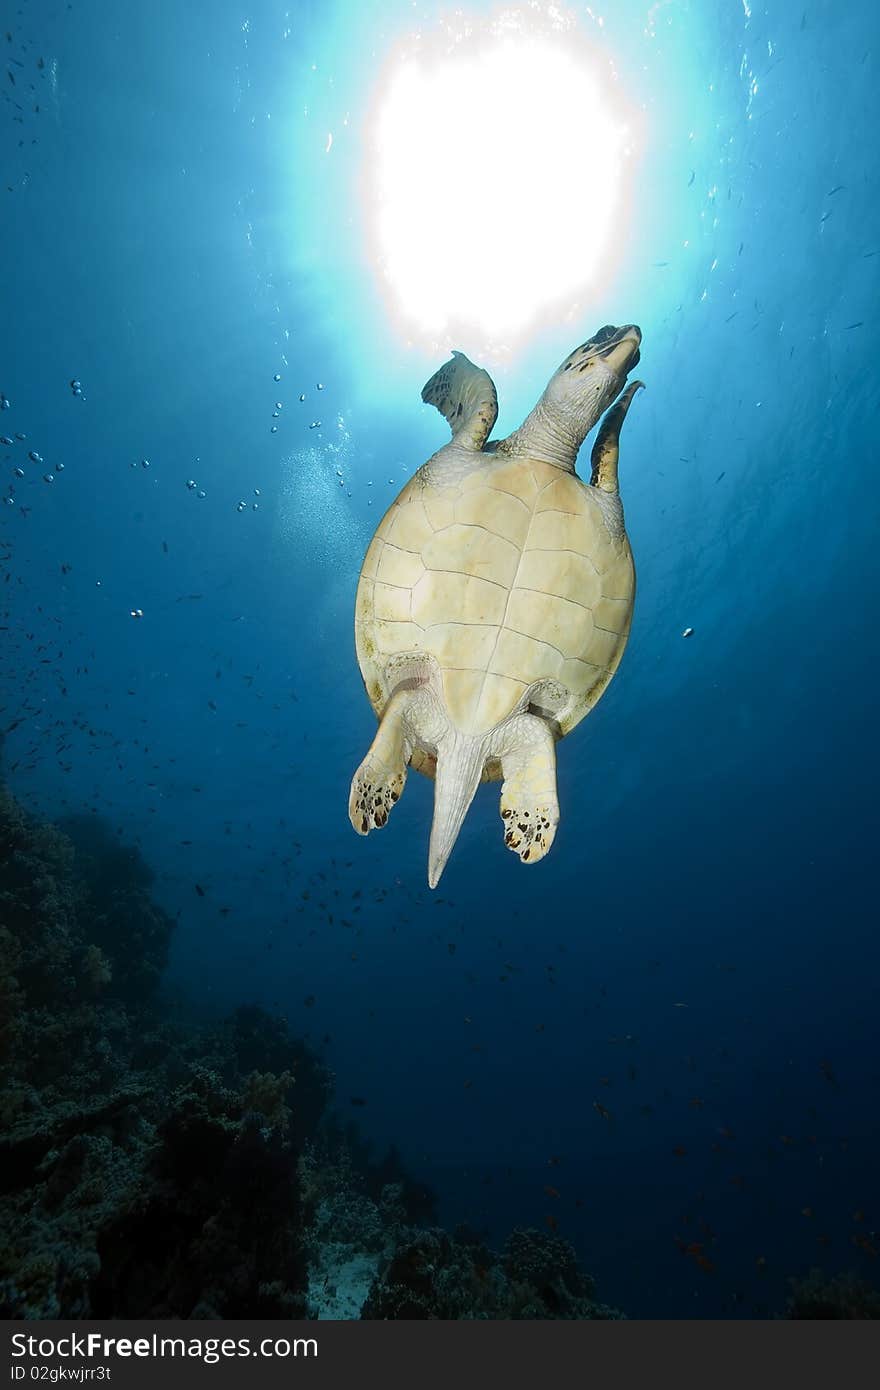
[495, 714, 559, 865]
[349, 679, 446, 836]
[421, 350, 498, 450]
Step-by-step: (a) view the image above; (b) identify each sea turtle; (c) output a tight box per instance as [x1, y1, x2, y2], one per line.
[350, 324, 644, 888]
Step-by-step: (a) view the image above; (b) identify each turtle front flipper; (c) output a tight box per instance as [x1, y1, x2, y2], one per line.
[421, 351, 498, 450]
[589, 380, 645, 494]
[496, 714, 559, 866]
[349, 690, 416, 835]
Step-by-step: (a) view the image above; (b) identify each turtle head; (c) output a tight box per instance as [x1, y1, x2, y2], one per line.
[542, 324, 642, 436]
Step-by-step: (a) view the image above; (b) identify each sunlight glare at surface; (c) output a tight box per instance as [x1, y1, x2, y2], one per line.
[363, 11, 640, 352]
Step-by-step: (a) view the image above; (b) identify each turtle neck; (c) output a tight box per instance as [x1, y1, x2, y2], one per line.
[495, 396, 588, 473]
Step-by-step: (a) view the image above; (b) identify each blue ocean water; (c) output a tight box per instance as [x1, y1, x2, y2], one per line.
[1, 0, 878, 1318]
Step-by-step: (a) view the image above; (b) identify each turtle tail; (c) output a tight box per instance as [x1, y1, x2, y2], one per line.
[427, 732, 485, 889]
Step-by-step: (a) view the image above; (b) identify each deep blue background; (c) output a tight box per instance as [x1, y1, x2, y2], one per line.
[2, 0, 878, 1317]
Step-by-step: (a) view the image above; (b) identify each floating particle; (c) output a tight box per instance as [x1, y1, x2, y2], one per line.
[130, 608, 144, 618]
[682, 627, 694, 638]
[56, 462, 65, 471]
[252, 502, 259, 511]
[317, 382, 324, 390]
[0, 436, 12, 446]
[275, 401, 283, 410]
[130, 460, 138, 468]
[309, 421, 321, 429]
[197, 489, 206, 498]
[141, 458, 150, 468]
[43, 473, 54, 483]
[4, 496, 13, 506]
[273, 373, 281, 382]
[95, 580, 102, 587]
[15, 433, 26, 441]
[70, 378, 81, 390]
[254, 488, 261, 496]
[270, 425, 278, 433]
[237, 501, 246, 512]
[28, 450, 42, 463]
[14, 467, 24, 477]
[0, 396, 9, 410]
[186, 479, 197, 490]
[272, 411, 280, 418]
[299, 393, 306, 402]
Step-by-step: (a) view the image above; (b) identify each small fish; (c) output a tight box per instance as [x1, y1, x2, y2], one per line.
[349, 1095, 366, 1107]
[687, 170, 695, 187]
[593, 1101, 611, 1121]
[544, 1185, 560, 1199]
[195, 883, 206, 896]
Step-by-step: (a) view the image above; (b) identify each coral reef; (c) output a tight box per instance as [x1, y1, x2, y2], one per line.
[0, 782, 623, 1320]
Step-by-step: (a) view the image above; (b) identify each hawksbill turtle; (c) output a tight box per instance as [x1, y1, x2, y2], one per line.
[350, 324, 644, 888]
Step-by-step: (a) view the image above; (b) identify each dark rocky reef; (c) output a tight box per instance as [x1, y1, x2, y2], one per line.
[785, 1269, 880, 1320]
[359, 1226, 625, 1320]
[0, 788, 329, 1319]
